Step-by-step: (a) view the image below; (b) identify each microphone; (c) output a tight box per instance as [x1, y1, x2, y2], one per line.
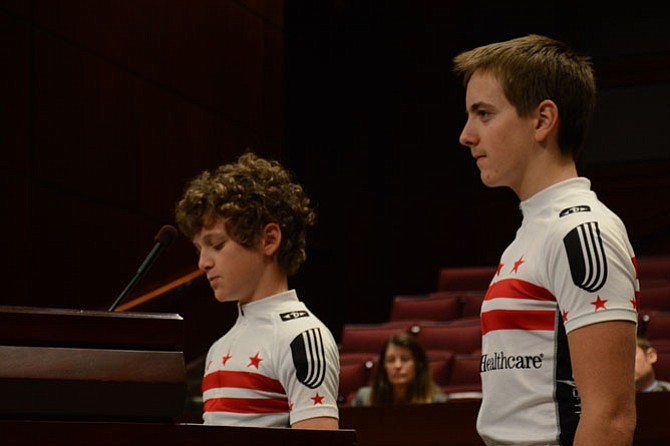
[108, 224, 178, 312]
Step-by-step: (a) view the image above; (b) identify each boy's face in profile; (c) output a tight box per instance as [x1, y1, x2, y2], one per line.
[459, 70, 538, 198]
[192, 217, 267, 304]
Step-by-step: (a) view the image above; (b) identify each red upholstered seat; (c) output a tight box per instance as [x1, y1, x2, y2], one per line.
[654, 350, 670, 382]
[436, 265, 496, 292]
[644, 311, 670, 342]
[338, 360, 372, 405]
[415, 322, 482, 355]
[339, 351, 378, 365]
[389, 293, 461, 322]
[640, 285, 670, 313]
[442, 353, 482, 395]
[637, 256, 670, 288]
[339, 324, 409, 354]
[427, 350, 456, 387]
[459, 293, 485, 318]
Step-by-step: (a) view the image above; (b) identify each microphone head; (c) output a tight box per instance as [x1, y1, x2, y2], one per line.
[154, 224, 178, 246]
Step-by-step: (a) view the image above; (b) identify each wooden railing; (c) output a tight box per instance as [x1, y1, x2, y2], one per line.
[339, 392, 670, 446]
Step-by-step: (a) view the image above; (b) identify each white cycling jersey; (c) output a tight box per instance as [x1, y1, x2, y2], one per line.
[477, 178, 639, 446]
[202, 290, 339, 427]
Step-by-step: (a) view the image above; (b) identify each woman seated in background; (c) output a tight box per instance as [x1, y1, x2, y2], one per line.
[351, 332, 448, 406]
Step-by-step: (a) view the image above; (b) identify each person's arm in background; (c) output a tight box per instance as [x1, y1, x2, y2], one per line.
[569, 320, 637, 445]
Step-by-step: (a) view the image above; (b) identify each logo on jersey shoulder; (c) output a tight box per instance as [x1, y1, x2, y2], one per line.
[563, 221, 608, 292]
[290, 328, 327, 389]
[280, 310, 309, 321]
[559, 205, 591, 218]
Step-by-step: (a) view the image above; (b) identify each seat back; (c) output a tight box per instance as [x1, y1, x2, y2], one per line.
[389, 294, 461, 322]
[640, 285, 670, 313]
[644, 312, 670, 342]
[427, 350, 455, 387]
[415, 323, 482, 355]
[437, 265, 496, 292]
[637, 256, 670, 288]
[654, 350, 670, 382]
[338, 361, 372, 405]
[340, 324, 409, 354]
[442, 353, 482, 396]
[459, 293, 485, 318]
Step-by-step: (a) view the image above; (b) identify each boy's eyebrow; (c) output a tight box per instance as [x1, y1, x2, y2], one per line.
[192, 232, 212, 249]
[468, 102, 487, 113]
[464, 101, 495, 116]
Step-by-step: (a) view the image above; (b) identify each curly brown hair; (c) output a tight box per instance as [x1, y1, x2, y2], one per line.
[175, 152, 317, 276]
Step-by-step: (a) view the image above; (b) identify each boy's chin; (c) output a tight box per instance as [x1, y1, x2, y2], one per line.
[214, 293, 238, 303]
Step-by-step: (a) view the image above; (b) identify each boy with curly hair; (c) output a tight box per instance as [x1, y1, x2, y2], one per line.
[175, 152, 339, 429]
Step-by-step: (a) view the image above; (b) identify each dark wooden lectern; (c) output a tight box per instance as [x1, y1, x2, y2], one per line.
[0, 305, 186, 421]
[0, 306, 357, 446]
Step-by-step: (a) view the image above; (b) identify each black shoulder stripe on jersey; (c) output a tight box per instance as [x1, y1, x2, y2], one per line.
[563, 221, 608, 292]
[290, 328, 327, 389]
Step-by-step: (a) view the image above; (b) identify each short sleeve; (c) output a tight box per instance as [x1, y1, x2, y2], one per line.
[550, 216, 638, 333]
[277, 324, 340, 425]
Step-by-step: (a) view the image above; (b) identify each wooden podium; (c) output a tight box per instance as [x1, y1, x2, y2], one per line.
[0, 305, 187, 421]
[0, 306, 357, 445]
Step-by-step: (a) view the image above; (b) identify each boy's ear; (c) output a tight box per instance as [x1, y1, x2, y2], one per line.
[534, 99, 559, 144]
[261, 223, 282, 256]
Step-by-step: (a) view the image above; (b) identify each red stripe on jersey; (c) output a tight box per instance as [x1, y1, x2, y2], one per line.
[481, 309, 556, 335]
[204, 396, 289, 414]
[202, 370, 286, 394]
[485, 278, 556, 302]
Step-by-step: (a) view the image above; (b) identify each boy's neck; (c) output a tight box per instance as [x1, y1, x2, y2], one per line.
[515, 148, 578, 201]
[247, 267, 289, 304]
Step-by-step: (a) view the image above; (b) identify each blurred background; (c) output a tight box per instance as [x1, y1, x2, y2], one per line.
[2, 0, 669, 403]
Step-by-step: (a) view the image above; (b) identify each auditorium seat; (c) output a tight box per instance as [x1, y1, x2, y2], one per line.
[643, 311, 670, 343]
[340, 351, 377, 365]
[639, 311, 651, 337]
[640, 285, 670, 313]
[440, 315, 481, 326]
[388, 293, 461, 322]
[380, 319, 425, 334]
[436, 265, 496, 292]
[654, 350, 670, 382]
[339, 324, 409, 354]
[415, 322, 482, 355]
[459, 293, 485, 318]
[442, 354, 482, 398]
[338, 361, 372, 405]
[426, 350, 456, 387]
[637, 255, 670, 288]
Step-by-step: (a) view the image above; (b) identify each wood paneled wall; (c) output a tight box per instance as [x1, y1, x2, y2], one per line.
[1, 1, 285, 316]
[2, 2, 669, 364]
